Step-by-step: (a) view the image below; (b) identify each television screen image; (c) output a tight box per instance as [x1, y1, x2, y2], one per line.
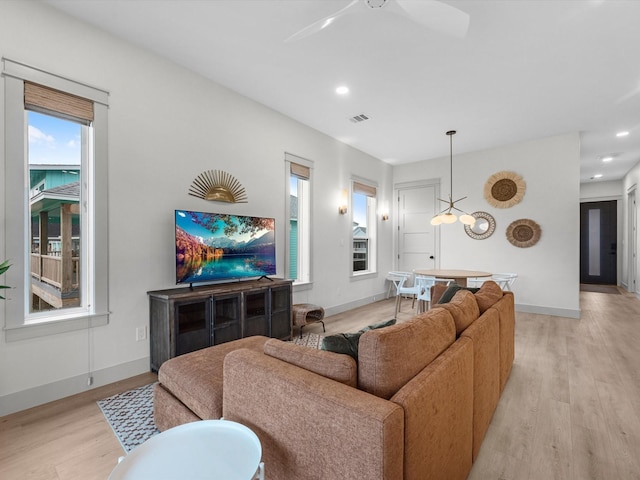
[175, 210, 276, 284]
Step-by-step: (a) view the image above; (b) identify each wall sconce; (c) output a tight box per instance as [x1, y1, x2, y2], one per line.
[380, 200, 389, 221]
[338, 189, 348, 215]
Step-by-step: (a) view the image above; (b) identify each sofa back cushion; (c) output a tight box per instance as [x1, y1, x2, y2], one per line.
[433, 289, 480, 336]
[264, 339, 358, 387]
[358, 308, 456, 399]
[474, 280, 504, 313]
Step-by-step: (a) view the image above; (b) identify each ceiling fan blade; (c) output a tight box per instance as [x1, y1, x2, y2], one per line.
[285, 0, 361, 43]
[394, 0, 470, 38]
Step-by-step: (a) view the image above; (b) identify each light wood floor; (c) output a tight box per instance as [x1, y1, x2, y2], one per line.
[2, 289, 639, 479]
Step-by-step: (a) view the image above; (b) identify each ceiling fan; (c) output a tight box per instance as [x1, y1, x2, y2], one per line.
[285, 0, 470, 43]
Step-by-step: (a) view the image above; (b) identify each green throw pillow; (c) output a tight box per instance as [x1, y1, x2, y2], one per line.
[321, 318, 396, 360]
[437, 285, 479, 304]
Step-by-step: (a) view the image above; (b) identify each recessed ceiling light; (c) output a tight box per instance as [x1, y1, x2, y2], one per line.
[616, 131, 629, 137]
[336, 86, 349, 95]
[602, 156, 613, 162]
[592, 174, 603, 179]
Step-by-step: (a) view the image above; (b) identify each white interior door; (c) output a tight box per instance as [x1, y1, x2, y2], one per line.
[397, 183, 439, 273]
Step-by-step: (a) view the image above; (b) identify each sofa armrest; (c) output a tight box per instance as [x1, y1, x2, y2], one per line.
[223, 348, 404, 480]
[391, 336, 474, 480]
[489, 291, 515, 391]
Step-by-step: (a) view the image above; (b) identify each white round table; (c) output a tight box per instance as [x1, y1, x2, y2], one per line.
[108, 419, 263, 480]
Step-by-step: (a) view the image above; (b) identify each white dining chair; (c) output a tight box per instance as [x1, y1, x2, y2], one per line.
[386, 271, 410, 299]
[415, 275, 437, 313]
[390, 271, 419, 317]
[491, 273, 518, 291]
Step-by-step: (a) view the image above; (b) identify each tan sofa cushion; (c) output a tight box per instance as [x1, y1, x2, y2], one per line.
[223, 348, 404, 480]
[489, 291, 515, 391]
[460, 308, 501, 461]
[391, 336, 474, 480]
[264, 338, 358, 387]
[474, 280, 504, 313]
[430, 284, 448, 305]
[434, 289, 480, 336]
[157, 335, 269, 420]
[358, 308, 456, 399]
[153, 383, 200, 432]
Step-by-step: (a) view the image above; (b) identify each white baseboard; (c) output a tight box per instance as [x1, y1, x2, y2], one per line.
[323, 292, 388, 318]
[515, 303, 581, 319]
[0, 357, 150, 417]
[325, 295, 583, 320]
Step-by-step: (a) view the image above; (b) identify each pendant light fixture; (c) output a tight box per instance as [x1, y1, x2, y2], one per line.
[430, 130, 476, 226]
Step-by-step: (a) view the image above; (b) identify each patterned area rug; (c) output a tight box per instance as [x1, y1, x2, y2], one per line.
[97, 383, 159, 452]
[98, 334, 323, 451]
[291, 332, 324, 349]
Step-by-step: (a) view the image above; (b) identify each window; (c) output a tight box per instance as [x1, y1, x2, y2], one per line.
[285, 154, 312, 285]
[2, 59, 109, 340]
[28, 110, 83, 313]
[352, 179, 377, 275]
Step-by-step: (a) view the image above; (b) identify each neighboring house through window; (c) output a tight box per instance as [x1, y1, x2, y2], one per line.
[28, 112, 83, 313]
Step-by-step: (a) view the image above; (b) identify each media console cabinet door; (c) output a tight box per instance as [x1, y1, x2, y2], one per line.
[175, 299, 211, 356]
[148, 279, 293, 369]
[271, 285, 292, 340]
[243, 290, 270, 337]
[212, 294, 242, 345]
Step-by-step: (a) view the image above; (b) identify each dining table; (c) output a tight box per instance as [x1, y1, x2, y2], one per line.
[414, 269, 492, 288]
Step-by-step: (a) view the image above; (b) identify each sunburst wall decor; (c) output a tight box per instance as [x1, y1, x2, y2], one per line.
[506, 218, 541, 248]
[484, 171, 526, 208]
[188, 170, 248, 203]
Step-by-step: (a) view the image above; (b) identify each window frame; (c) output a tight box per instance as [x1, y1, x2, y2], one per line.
[351, 177, 378, 277]
[284, 153, 313, 289]
[2, 58, 110, 341]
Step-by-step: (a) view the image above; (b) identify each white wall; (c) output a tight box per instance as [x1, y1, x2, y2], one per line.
[580, 180, 623, 200]
[394, 133, 581, 317]
[0, 2, 393, 414]
[623, 160, 640, 294]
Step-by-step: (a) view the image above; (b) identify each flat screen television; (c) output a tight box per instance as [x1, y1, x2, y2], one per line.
[175, 210, 276, 285]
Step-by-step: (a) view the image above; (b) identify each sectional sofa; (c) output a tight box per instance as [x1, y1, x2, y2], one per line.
[153, 280, 514, 479]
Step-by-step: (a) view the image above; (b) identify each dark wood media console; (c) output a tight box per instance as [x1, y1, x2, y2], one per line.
[148, 278, 292, 372]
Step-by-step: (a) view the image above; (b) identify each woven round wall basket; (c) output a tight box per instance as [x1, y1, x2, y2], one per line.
[506, 218, 541, 248]
[484, 171, 526, 208]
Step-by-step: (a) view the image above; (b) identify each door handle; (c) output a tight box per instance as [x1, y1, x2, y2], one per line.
[429, 256, 434, 260]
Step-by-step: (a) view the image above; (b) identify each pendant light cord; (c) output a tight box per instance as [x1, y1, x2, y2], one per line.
[447, 130, 456, 204]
